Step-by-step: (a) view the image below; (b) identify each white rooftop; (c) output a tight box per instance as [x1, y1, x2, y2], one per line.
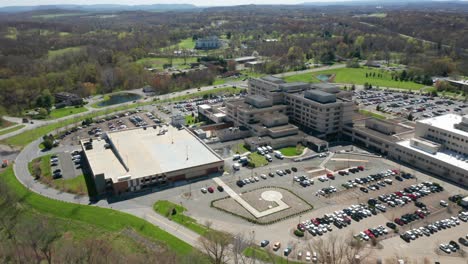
[418, 114, 468, 138]
[397, 139, 468, 171]
[234, 56, 256, 62]
[199, 104, 211, 110]
[84, 127, 223, 182]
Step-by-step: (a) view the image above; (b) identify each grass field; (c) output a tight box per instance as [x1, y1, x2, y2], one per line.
[0, 165, 193, 255]
[153, 200, 209, 235]
[48, 106, 88, 119]
[163, 37, 196, 50]
[2, 87, 244, 148]
[48, 46, 84, 59]
[284, 67, 425, 90]
[279, 145, 305, 156]
[358, 109, 386, 120]
[136, 57, 197, 70]
[0, 124, 25, 136]
[243, 247, 302, 264]
[248, 152, 269, 167]
[5, 27, 17, 39]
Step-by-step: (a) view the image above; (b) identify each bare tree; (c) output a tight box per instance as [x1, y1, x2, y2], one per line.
[306, 234, 371, 264]
[198, 230, 232, 264]
[232, 232, 257, 264]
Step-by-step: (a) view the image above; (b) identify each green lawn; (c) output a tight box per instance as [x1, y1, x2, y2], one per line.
[243, 247, 302, 264]
[248, 152, 269, 167]
[358, 109, 386, 120]
[136, 57, 197, 70]
[0, 165, 193, 255]
[48, 46, 84, 59]
[0, 124, 25, 136]
[153, 200, 209, 235]
[284, 67, 424, 90]
[48, 106, 88, 119]
[279, 145, 305, 156]
[5, 27, 17, 40]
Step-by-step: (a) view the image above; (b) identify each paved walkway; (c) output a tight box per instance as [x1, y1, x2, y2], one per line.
[213, 177, 289, 218]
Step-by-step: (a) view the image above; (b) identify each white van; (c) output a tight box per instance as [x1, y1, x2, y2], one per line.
[232, 163, 241, 170]
[274, 151, 284, 159]
[265, 154, 272, 162]
[266, 146, 273, 152]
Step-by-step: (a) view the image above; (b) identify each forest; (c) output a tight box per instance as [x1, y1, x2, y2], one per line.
[0, 5, 467, 115]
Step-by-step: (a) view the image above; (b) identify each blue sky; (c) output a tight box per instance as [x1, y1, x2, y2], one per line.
[0, 0, 356, 7]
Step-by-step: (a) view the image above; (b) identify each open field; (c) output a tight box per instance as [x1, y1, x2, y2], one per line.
[0, 166, 193, 255]
[49, 106, 88, 119]
[48, 46, 84, 59]
[0, 125, 24, 136]
[153, 200, 209, 235]
[136, 57, 198, 70]
[284, 67, 425, 90]
[4, 27, 17, 39]
[163, 37, 196, 50]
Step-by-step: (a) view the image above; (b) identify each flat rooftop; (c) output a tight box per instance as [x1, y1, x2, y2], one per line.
[84, 127, 223, 182]
[418, 114, 468, 138]
[397, 139, 468, 171]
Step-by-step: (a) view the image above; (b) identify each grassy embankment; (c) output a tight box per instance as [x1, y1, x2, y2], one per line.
[153, 200, 210, 235]
[0, 125, 25, 136]
[48, 107, 88, 119]
[0, 165, 193, 255]
[358, 109, 386, 120]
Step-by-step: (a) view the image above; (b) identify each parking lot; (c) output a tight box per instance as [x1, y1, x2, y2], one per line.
[355, 89, 468, 120]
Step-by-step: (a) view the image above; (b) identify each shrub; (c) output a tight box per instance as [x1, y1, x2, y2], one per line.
[294, 229, 304, 237]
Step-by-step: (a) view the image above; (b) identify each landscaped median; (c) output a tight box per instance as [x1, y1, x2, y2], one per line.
[153, 200, 210, 235]
[0, 165, 193, 255]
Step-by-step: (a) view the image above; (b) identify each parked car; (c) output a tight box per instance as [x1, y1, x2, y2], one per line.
[260, 240, 269, 247]
[273, 242, 281, 251]
[201, 188, 208, 193]
[217, 185, 224, 192]
[207, 187, 214, 193]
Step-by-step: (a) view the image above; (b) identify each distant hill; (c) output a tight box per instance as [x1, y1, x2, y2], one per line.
[300, 0, 468, 6]
[0, 4, 198, 13]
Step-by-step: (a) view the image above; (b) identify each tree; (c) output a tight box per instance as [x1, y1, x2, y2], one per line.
[408, 112, 414, 121]
[319, 51, 335, 65]
[307, 234, 371, 264]
[198, 231, 232, 264]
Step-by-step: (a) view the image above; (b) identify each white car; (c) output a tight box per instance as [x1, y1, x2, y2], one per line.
[440, 200, 448, 207]
[312, 252, 318, 262]
[305, 251, 311, 262]
[260, 174, 267, 179]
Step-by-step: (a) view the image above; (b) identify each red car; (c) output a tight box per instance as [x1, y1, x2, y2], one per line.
[207, 187, 214, 193]
[343, 216, 352, 224]
[392, 169, 400, 174]
[364, 229, 375, 238]
[311, 218, 320, 225]
[394, 218, 404, 226]
[395, 191, 403, 197]
[357, 166, 364, 171]
[326, 173, 335, 180]
[297, 224, 306, 231]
